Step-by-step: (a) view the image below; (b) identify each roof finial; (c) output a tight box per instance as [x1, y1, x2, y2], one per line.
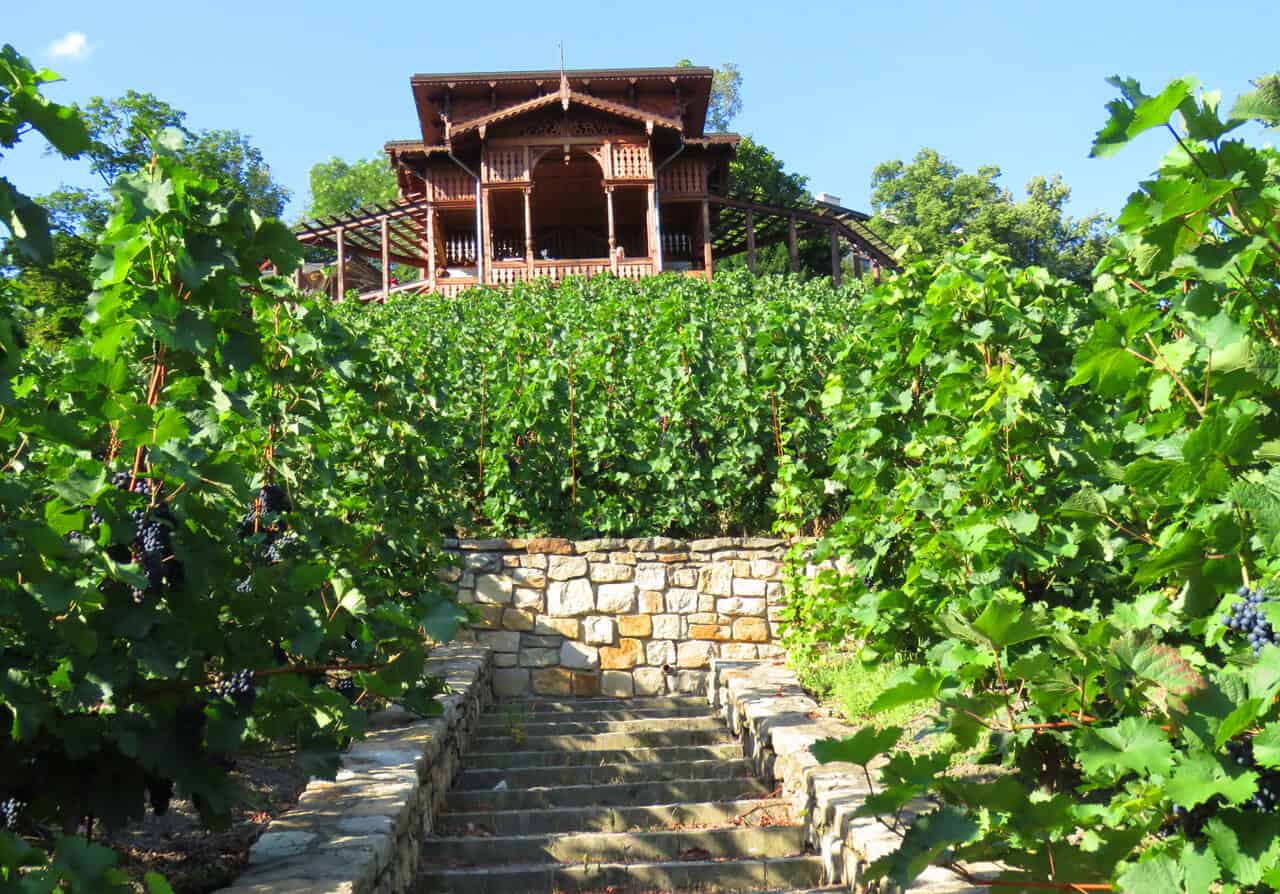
[558, 42, 570, 111]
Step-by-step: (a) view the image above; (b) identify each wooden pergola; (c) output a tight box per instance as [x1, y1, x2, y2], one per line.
[295, 193, 897, 302]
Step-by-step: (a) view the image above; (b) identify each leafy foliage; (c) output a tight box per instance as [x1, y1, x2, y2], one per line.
[345, 270, 862, 537]
[870, 147, 1111, 284]
[797, 72, 1280, 891]
[2, 96, 460, 889]
[303, 154, 398, 221]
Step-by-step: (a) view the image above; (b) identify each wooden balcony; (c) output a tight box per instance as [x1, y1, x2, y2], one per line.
[485, 258, 654, 286]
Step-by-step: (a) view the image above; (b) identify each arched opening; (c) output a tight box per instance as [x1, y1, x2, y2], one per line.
[530, 152, 608, 260]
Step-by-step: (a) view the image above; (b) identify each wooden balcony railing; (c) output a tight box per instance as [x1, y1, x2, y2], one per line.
[658, 157, 706, 197]
[431, 170, 476, 203]
[485, 258, 655, 285]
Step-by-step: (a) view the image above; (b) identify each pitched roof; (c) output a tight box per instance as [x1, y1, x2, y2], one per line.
[450, 90, 683, 138]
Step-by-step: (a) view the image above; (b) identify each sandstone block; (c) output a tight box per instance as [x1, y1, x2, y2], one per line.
[514, 587, 544, 610]
[601, 670, 635, 697]
[477, 630, 520, 652]
[665, 588, 698, 614]
[678, 640, 715, 668]
[560, 641, 600, 669]
[437, 564, 462, 583]
[527, 537, 574, 555]
[524, 554, 548, 570]
[672, 568, 699, 588]
[599, 638, 643, 669]
[733, 617, 770, 643]
[511, 567, 547, 588]
[547, 578, 594, 616]
[596, 583, 637, 613]
[698, 594, 716, 612]
[720, 643, 759, 660]
[757, 644, 785, 659]
[579, 538, 626, 552]
[690, 624, 731, 641]
[548, 555, 588, 580]
[752, 559, 782, 579]
[609, 552, 637, 565]
[633, 667, 666, 696]
[534, 616, 579, 638]
[530, 667, 572, 695]
[493, 652, 518, 667]
[645, 639, 677, 667]
[461, 538, 516, 551]
[471, 604, 503, 628]
[635, 563, 667, 590]
[732, 577, 768, 597]
[658, 553, 690, 563]
[672, 670, 707, 694]
[585, 551, 609, 562]
[589, 563, 633, 583]
[502, 608, 535, 631]
[717, 596, 767, 616]
[464, 552, 503, 572]
[583, 616, 617, 645]
[519, 647, 559, 668]
[475, 573, 513, 604]
[652, 614, 681, 639]
[493, 667, 530, 696]
[617, 614, 652, 638]
[521, 633, 564, 647]
[698, 564, 733, 596]
[571, 671, 601, 696]
[733, 560, 753, 577]
[690, 538, 735, 552]
[639, 591, 664, 613]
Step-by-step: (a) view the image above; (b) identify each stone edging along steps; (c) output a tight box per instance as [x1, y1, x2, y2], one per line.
[710, 659, 999, 894]
[212, 645, 493, 894]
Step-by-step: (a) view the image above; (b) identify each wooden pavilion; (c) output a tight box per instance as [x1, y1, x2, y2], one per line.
[295, 65, 896, 301]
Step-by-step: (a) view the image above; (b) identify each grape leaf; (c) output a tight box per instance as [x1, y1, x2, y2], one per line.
[1166, 751, 1257, 807]
[1079, 717, 1175, 777]
[811, 726, 903, 766]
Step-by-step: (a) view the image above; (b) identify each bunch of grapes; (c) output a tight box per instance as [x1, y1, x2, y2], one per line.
[0, 797, 23, 830]
[1156, 297, 1172, 314]
[334, 677, 359, 703]
[1172, 798, 1220, 836]
[214, 669, 256, 711]
[240, 484, 295, 573]
[93, 468, 184, 601]
[1224, 585, 1275, 655]
[1226, 737, 1280, 812]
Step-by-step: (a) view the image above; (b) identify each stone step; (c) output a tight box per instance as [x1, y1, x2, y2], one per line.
[455, 758, 754, 790]
[493, 697, 708, 713]
[469, 728, 732, 753]
[424, 825, 805, 866]
[479, 706, 713, 726]
[474, 715, 724, 738]
[445, 777, 773, 813]
[437, 798, 794, 836]
[463, 743, 745, 770]
[416, 854, 824, 894]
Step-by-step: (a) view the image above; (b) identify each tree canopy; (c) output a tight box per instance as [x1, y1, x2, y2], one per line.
[675, 59, 742, 133]
[869, 147, 1110, 284]
[303, 155, 398, 222]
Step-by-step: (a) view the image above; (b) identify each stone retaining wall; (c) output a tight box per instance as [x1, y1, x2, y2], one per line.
[444, 536, 790, 698]
[214, 645, 493, 894]
[708, 658, 998, 894]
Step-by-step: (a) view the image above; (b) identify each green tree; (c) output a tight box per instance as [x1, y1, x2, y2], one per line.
[80, 91, 288, 217]
[869, 147, 1110, 284]
[675, 59, 742, 132]
[303, 155, 397, 221]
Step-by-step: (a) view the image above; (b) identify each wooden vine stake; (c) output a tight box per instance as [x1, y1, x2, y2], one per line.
[568, 352, 578, 507]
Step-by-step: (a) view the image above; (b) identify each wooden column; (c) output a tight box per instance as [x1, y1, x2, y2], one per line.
[523, 187, 534, 276]
[481, 188, 492, 284]
[335, 226, 346, 302]
[426, 207, 436, 289]
[830, 227, 841, 288]
[787, 215, 799, 274]
[853, 254, 864, 279]
[701, 198, 713, 281]
[646, 181, 658, 269]
[606, 186, 617, 273]
[746, 209, 756, 274]
[380, 216, 390, 300]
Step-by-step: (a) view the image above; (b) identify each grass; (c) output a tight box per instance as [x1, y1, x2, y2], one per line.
[789, 650, 926, 732]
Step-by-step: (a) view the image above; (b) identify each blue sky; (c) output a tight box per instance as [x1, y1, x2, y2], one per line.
[6, 0, 1278, 223]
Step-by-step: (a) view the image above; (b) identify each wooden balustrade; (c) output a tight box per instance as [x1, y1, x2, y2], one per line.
[477, 258, 655, 286]
[610, 143, 652, 180]
[431, 170, 476, 203]
[658, 157, 706, 197]
[483, 147, 529, 183]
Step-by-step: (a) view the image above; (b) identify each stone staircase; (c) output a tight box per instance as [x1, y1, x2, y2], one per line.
[418, 696, 830, 894]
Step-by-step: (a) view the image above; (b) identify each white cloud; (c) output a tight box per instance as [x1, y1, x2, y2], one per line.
[48, 32, 91, 62]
